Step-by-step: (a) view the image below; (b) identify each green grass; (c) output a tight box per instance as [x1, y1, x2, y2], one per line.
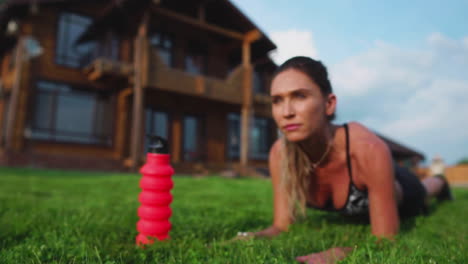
[0, 167, 467, 264]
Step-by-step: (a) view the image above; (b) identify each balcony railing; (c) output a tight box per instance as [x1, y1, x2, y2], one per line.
[147, 49, 245, 105]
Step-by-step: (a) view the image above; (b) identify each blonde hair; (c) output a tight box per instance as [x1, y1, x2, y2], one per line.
[280, 137, 313, 220]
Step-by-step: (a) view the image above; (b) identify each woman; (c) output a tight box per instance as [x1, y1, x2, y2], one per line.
[238, 56, 452, 264]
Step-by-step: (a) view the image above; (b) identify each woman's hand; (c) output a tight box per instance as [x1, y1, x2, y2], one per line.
[296, 247, 353, 264]
[253, 225, 283, 238]
[221, 226, 283, 245]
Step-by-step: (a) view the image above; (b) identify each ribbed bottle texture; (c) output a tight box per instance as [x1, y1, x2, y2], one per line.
[136, 153, 174, 245]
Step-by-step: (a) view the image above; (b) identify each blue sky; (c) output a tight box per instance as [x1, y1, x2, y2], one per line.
[232, 0, 468, 165]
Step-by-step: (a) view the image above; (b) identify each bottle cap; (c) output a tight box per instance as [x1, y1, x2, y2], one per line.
[147, 136, 169, 154]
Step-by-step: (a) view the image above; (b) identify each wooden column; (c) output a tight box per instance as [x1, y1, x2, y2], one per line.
[240, 30, 262, 175]
[130, 14, 149, 171]
[240, 40, 253, 174]
[115, 87, 133, 159]
[171, 114, 182, 164]
[4, 38, 24, 151]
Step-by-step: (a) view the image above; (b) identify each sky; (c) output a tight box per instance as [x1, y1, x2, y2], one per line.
[231, 0, 468, 165]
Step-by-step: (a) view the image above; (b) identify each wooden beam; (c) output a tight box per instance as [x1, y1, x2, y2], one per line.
[130, 12, 149, 171]
[115, 87, 133, 159]
[198, 3, 205, 22]
[153, 7, 244, 40]
[242, 40, 251, 67]
[171, 115, 182, 164]
[240, 65, 253, 174]
[244, 29, 262, 43]
[4, 38, 24, 151]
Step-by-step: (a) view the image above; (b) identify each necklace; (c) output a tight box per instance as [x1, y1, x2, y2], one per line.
[310, 141, 332, 170]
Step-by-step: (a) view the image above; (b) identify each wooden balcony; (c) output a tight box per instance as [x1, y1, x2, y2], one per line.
[147, 50, 245, 105]
[83, 58, 133, 82]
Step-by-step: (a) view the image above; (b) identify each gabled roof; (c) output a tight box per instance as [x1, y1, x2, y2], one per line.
[377, 133, 425, 161]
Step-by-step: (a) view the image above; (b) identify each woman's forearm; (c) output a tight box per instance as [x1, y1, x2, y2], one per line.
[254, 225, 284, 238]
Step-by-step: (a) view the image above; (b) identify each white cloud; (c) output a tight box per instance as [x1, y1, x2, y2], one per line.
[268, 29, 318, 65]
[330, 33, 468, 164]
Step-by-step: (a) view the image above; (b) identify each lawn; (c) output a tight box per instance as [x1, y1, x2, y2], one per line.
[0, 167, 467, 264]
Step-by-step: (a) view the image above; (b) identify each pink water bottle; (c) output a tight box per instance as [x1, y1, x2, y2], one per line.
[136, 136, 174, 245]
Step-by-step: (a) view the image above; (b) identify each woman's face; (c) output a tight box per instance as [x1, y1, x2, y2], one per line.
[270, 69, 336, 142]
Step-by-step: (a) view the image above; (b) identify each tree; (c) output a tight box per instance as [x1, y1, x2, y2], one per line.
[457, 157, 468, 165]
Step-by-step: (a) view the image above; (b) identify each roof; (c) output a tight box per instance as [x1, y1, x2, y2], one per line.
[377, 133, 425, 161]
[77, 0, 276, 61]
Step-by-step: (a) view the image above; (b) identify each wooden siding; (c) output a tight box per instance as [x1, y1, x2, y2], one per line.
[446, 165, 468, 184]
[419, 165, 468, 184]
[10, 3, 128, 161]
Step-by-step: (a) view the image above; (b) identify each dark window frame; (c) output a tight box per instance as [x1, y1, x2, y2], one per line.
[149, 31, 174, 67]
[253, 70, 267, 94]
[80, 30, 121, 67]
[226, 113, 241, 160]
[184, 41, 208, 75]
[249, 116, 273, 160]
[144, 107, 172, 153]
[30, 80, 115, 147]
[181, 114, 206, 162]
[54, 11, 95, 68]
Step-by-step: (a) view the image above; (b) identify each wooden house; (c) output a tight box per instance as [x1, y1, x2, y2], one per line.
[0, 0, 424, 174]
[0, 0, 277, 173]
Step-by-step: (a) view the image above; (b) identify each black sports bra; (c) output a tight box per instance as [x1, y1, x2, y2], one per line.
[308, 123, 369, 216]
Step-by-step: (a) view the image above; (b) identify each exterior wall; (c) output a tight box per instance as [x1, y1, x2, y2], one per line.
[445, 165, 468, 184]
[417, 165, 468, 184]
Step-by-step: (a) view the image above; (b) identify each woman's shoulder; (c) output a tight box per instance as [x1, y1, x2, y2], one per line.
[346, 122, 390, 154]
[269, 138, 283, 159]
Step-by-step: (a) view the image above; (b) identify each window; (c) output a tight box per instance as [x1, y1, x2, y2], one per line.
[102, 32, 120, 61]
[226, 115, 273, 160]
[55, 12, 95, 68]
[150, 32, 173, 67]
[144, 109, 169, 153]
[250, 117, 271, 160]
[31, 81, 113, 145]
[253, 70, 265, 94]
[185, 43, 206, 75]
[79, 32, 120, 67]
[227, 113, 240, 159]
[183, 115, 204, 161]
